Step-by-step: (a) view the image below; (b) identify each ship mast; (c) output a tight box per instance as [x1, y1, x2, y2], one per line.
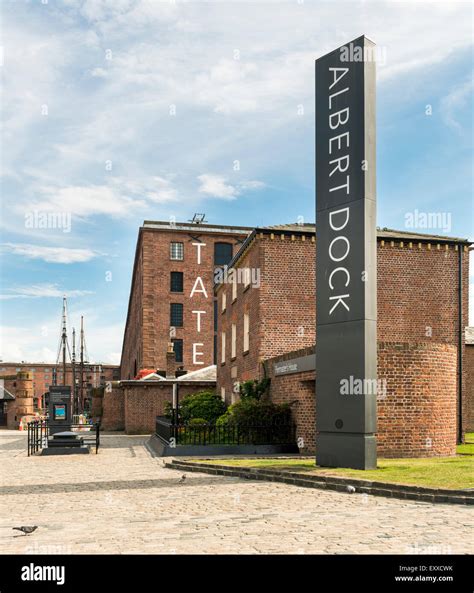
[61, 297, 67, 384]
[71, 327, 77, 414]
[80, 316, 84, 413]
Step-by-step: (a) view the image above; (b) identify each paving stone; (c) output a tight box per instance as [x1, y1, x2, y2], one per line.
[0, 431, 472, 554]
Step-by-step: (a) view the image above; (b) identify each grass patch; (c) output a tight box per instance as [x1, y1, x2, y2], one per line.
[458, 432, 474, 456]
[193, 442, 473, 490]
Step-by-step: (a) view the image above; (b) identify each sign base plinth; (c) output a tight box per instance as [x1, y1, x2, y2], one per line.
[317, 433, 377, 470]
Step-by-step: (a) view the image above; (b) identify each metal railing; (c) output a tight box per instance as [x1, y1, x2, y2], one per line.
[156, 416, 296, 447]
[27, 420, 101, 456]
[27, 420, 49, 456]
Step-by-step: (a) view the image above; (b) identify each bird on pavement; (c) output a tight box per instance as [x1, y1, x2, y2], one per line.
[178, 474, 186, 483]
[346, 485, 356, 494]
[13, 526, 38, 536]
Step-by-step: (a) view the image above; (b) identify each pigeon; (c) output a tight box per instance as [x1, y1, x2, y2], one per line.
[13, 526, 38, 536]
[346, 485, 356, 494]
[178, 474, 186, 483]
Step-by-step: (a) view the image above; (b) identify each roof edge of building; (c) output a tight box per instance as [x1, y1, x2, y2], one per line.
[142, 220, 253, 234]
[214, 225, 471, 290]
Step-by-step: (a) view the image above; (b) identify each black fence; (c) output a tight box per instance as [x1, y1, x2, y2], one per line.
[27, 420, 49, 456]
[156, 416, 296, 447]
[27, 420, 101, 456]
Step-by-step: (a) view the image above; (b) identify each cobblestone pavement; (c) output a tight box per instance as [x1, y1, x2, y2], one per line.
[0, 431, 472, 554]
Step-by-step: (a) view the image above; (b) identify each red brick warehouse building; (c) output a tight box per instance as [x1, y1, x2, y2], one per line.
[120, 219, 252, 379]
[216, 224, 471, 458]
[0, 362, 119, 412]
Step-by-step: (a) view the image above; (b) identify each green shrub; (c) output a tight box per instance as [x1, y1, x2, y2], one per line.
[215, 406, 236, 427]
[188, 417, 208, 426]
[179, 390, 227, 423]
[239, 378, 270, 401]
[216, 398, 290, 426]
[163, 401, 174, 420]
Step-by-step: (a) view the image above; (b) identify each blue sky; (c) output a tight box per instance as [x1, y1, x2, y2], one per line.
[1, 0, 473, 364]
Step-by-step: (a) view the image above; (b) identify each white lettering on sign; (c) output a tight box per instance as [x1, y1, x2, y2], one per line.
[188, 243, 210, 366]
[192, 310, 205, 332]
[190, 277, 208, 298]
[275, 363, 298, 375]
[327, 69, 351, 315]
[192, 343, 204, 365]
[192, 242, 206, 264]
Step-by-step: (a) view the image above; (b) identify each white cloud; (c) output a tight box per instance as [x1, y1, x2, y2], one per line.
[0, 314, 123, 365]
[440, 76, 474, 132]
[18, 176, 179, 221]
[0, 283, 93, 300]
[0, 323, 61, 363]
[2, 0, 471, 233]
[197, 174, 266, 200]
[197, 174, 238, 199]
[2, 243, 97, 264]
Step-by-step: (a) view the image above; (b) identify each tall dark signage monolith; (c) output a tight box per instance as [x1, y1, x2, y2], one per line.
[315, 36, 377, 469]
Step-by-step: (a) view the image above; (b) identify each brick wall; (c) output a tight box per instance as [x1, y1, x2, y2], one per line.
[217, 231, 316, 403]
[90, 388, 104, 420]
[377, 242, 469, 437]
[217, 238, 262, 404]
[123, 384, 172, 434]
[264, 347, 316, 455]
[123, 382, 215, 434]
[377, 342, 457, 457]
[260, 234, 316, 359]
[120, 224, 250, 380]
[218, 234, 469, 457]
[466, 345, 474, 432]
[101, 384, 125, 431]
[101, 380, 216, 434]
[0, 363, 119, 405]
[217, 237, 469, 439]
[266, 342, 458, 458]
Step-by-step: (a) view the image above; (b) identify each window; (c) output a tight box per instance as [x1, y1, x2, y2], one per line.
[221, 332, 226, 364]
[243, 313, 250, 352]
[220, 387, 225, 401]
[170, 303, 183, 327]
[170, 242, 184, 260]
[214, 242, 233, 266]
[231, 324, 236, 359]
[243, 267, 251, 289]
[232, 273, 237, 301]
[170, 271, 183, 292]
[172, 339, 183, 363]
[221, 291, 227, 312]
